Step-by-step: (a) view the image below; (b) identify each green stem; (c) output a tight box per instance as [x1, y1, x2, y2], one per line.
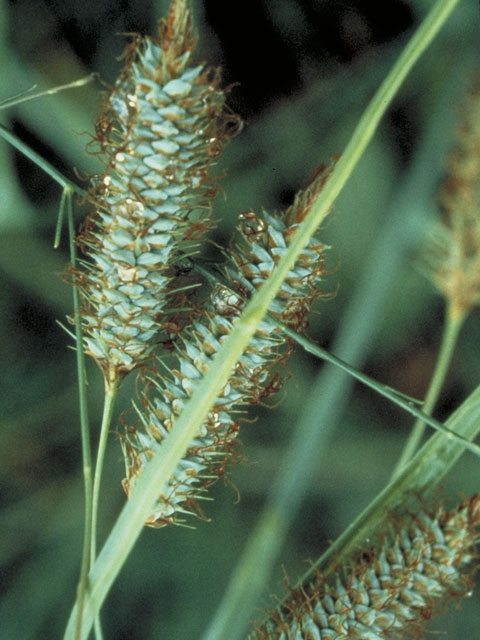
[0, 125, 85, 198]
[0, 74, 96, 111]
[276, 318, 480, 456]
[90, 379, 120, 640]
[66, 189, 93, 640]
[66, 183, 119, 640]
[91, 381, 120, 561]
[391, 302, 466, 478]
[63, 1, 461, 636]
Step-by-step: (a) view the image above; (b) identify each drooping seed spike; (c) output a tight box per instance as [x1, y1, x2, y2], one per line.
[120, 163, 334, 527]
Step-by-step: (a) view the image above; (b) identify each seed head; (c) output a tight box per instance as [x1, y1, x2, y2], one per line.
[250, 494, 480, 639]
[74, 0, 237, 384]
[120, 166, 333, 526]
[425, 77, 480, 317]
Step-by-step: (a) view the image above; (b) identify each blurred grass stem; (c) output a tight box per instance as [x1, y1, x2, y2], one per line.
[391, 302, 466, 479]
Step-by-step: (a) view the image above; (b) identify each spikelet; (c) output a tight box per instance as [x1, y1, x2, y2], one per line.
[249, 494, 480, 639]
[75, 0, 235, 384]
[425, 76, 480, 317]
[120, 166, 333, 527]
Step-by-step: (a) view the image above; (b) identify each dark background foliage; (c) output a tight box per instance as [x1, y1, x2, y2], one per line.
[1, 0, 480, 638]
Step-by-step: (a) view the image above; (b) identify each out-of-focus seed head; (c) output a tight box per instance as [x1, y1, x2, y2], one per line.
[249, 494, 480, 639]
[425, 77, 480, 318]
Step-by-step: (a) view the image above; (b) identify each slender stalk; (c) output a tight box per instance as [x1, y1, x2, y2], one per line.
[66, 189, 93, 640]
[54, 188, 71, 249]
[91, 380, 120, 563]
[89, 379, 120, 640]
[391, 301, 466, 478]
[276, 318, 480, 455]
[0, 125, 85, 198]
[0, 74, 96, 111]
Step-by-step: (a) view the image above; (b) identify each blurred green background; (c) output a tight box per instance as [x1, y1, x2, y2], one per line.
[1, 0, 480, 637]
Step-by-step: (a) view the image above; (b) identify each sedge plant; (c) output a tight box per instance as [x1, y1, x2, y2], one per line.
[1, 1, 480, 639]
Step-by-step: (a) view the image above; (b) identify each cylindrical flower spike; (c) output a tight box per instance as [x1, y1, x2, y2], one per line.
[120, 166, 333, 527]
[75, 0, 236, 384]
[249, 494, 480, 639]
